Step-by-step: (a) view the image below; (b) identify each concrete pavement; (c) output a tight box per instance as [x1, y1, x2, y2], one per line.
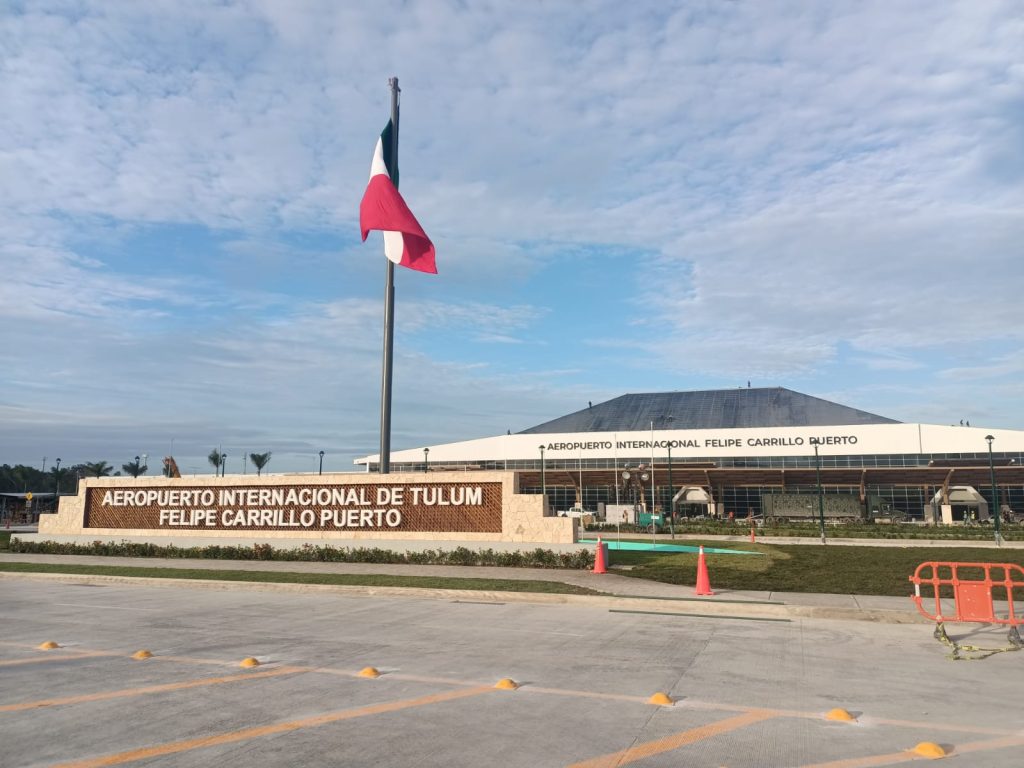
[3, 578, 1023, 768]
[0, 551, 937, 625]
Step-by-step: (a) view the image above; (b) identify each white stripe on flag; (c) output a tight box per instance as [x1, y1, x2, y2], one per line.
[383, 230, 404, 264]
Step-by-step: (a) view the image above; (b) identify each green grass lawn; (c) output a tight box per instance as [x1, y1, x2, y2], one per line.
[591, 521, 1024, 540]
[0, 561, 602, 595]
[6, 537, 1022, 598]
[610, 542, 1024, 596]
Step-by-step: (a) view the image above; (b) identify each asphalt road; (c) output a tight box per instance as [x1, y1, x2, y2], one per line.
[2, 579, 1022, 767]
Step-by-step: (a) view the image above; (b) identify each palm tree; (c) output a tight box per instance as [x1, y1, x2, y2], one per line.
[208, 449, 223, 476]
[249, 452, 272, 477]
[122, 457, 148, 478]
[83, 461, 113, 478]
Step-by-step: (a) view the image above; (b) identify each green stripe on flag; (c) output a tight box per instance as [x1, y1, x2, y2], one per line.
[380, 120, 398, 186]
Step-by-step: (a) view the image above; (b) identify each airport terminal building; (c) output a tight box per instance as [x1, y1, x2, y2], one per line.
[357, 388, 1024, 522]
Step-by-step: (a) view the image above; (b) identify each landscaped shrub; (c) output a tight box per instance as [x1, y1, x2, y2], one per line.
[8, 538, 595, 569]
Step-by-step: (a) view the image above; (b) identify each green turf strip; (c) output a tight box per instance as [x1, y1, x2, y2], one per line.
[609, 541, 1024, 596]
[0, 562, 602, 595]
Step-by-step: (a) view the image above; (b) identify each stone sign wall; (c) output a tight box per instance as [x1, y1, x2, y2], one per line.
[85, 482, 503, 533]
[39, 471, 575, 544]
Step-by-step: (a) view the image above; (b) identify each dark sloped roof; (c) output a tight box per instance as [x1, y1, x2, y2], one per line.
[518, 388, 899, 434]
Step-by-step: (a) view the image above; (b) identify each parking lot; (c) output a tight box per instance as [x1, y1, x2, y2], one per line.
[2, 577, 1023, 767]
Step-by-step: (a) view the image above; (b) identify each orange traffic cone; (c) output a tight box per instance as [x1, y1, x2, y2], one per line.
[593, 537, 607, 574]
[694, 545, 714, 596]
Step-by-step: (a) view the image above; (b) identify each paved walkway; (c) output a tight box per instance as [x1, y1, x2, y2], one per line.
[1, 551, 931, 624]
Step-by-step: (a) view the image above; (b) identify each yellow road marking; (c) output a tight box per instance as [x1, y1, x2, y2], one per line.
[797, 734, 1024, 768]
[860, 715, 1017, 737]
[953, 734, 1024, 757]
[656, 700, 1018, 738]
[4, 640, 1016, 748]
[0, 651, 115, 668]
[797, 752, 927, 767]
[566, 709, 777, 768]
[527, 686, 652, 705]
[0, 666, 304, 713]
[46, 685, 494, 768]
[152, 655, 250, 667]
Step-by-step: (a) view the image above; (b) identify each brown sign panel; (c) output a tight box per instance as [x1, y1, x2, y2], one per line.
[85, 482, 503, 533]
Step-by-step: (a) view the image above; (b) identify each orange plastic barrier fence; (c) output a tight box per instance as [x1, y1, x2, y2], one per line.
[910, 561, 1024, 626]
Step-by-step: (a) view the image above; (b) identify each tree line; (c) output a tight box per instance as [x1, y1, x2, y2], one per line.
[0, 462, 110, 494]
[1, 450, 273, 494]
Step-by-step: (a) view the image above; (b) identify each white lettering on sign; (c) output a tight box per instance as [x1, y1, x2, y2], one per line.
[90, 483, 498, 533]
[409, 486, 482, 505]
[98, 484, 489, 529]
[541, 433, 864, 453]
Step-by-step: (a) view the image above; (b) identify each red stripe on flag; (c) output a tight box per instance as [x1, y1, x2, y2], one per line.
[359, 175, 437, 274]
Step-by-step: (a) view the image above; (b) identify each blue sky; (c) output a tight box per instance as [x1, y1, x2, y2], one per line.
[2, 1, 1022, 475]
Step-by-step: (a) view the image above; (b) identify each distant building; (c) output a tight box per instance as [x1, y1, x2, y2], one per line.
[357, 388, 1024, 520]
[1, 492, 57, 524]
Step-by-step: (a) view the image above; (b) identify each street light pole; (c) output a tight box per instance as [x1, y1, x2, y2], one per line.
[814, 442, 826, 544]
[667, 444, 674, 537]
[319, 450, 325, 475]
[423, 447, 429, 472]
[54, 458, 61, 499]
[986, 435, 1001, 545]
[538, 445, 546, 506]
[222, 454, 228, 477]
[650, 420, 656, 516]
[578, 449, 583, 512]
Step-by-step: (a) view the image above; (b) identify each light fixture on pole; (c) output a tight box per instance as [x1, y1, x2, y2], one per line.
[621, 467, 649, 517]
[222, 453, 228, 477]
[319, 450, 325, 475]
[813, 442, 826, 544]
[986, 435, 1001, 545]
[54, 458, 61, 498]
[423, 447, 429, 472]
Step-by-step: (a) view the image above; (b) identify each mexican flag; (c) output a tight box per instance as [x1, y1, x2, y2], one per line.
[359, 120, 437, 274]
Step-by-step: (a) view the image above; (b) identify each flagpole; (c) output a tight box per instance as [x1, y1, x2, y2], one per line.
[379, 76, 400, 474]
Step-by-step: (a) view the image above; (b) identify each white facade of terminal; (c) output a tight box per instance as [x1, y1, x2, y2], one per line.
[360, 423, 1024, 468]
[355, 388, 1024, 520]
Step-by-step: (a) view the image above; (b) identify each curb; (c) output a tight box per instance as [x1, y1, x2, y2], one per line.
[0, 571, 928, 625]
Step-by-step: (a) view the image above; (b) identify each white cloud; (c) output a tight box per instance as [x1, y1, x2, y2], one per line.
[3, 0, 1024, 472]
